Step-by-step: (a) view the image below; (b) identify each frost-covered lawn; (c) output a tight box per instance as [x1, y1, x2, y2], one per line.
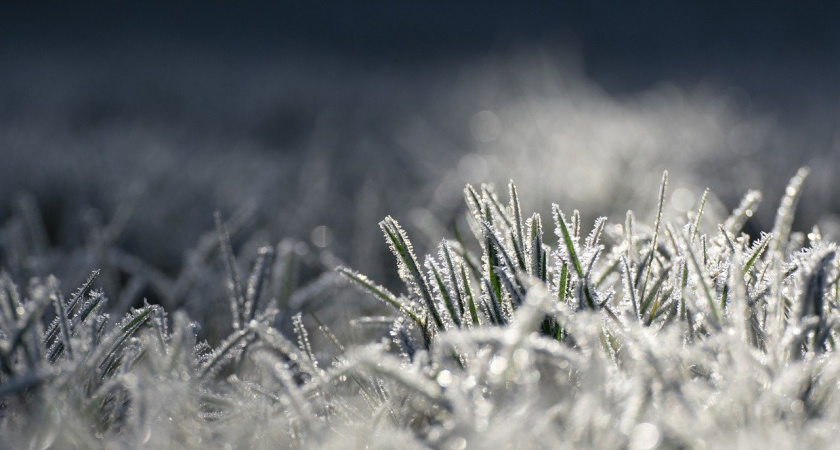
[3, 166, 839, 448]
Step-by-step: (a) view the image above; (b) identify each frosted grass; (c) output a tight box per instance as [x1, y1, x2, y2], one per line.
[2, 167, 840, 448]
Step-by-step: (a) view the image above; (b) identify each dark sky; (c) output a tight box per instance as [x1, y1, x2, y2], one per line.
[4, 2, 839, 64]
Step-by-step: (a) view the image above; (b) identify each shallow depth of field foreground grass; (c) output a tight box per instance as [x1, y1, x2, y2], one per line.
[3, 167, 840, 449]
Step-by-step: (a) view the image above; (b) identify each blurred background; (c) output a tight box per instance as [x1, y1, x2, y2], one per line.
[2, 1, 840, 338]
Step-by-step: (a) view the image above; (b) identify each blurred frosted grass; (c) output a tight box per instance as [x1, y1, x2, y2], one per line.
[2, 50, 839, 308]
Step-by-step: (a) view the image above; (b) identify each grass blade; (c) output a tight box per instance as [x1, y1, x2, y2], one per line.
[769, 167, 809, 259]
[380, 217, 444, 331]
[337, 267, 424, 331]
[245, 245, 275, 321]
[641, 171, 668, 301]
[215, 211, 246, 330]
[553, 206, 595, 309]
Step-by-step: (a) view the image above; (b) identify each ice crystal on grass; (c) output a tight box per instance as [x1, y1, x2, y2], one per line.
[339, 167, 840, 448]
[4, 167, 840, 448]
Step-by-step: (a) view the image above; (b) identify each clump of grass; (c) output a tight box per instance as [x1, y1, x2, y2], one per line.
[3, 168, 840, 448]
[338, 168, 840, 447]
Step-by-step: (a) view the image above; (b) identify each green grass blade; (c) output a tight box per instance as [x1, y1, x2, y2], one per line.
[337, 267, 424, 330]
[743, 232, 772, 276]
[640, 268, 669, 317]
[380, 217, 444, 331]
[429, 260, 459, 328]
[553, 206, 595, 309]
[641, 171, 668, 301]
[528, 214, 546, 281]
[558, 263, 569, 303]
[459, 264, 480, 326]
[442, 242, 465, 320]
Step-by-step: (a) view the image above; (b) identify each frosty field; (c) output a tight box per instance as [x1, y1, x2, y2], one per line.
[3, 153, 840, 448]
[3, 47, 840, 448]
